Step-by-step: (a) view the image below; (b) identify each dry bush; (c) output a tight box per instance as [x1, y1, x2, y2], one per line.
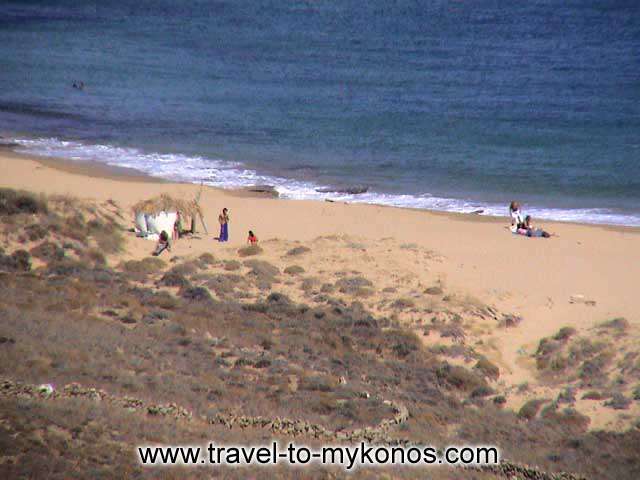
[470, 386, 495, 400]
[578, 350, 614, 386]
[535, 330, 615, 388]
[198, 252, 216, 266]
[381, 329, 422, 358]
[23, 223, 49, 241]
[598, 317, 629, 334]
[180, 286, 214, 303]
[604, 393, 631, 410]
[121, 257, 166, 275]
[83, 248, 107, 267]
[439, 323, 466, 342]
[0, 250, 31, 272]
[557, 388, 576, 404]
[238, 245, 263, 257]
[205, 274, 242, 296]
[285, 246, 310, 257]
[553, 326, 577, 341]
[541, 405, 590, 432]
[391, 298, 415, 310]
[223, 260, 241, 271]
[299, 375, 337, 392]
[320, 283, 335, 293]
[436, 363, 488, 392]
[141, 291, 180, 310]
[0, 188, 48, 215]
[474, 356, 500, 381]
[283, 265, 305, 275]
[167, 260, 203, 277]
[244, 260, 280, 289]
[518, 399, 548, 420]
[159, 271, 191, 288]
[582, 390, 609, 400]
[299, 277, 318, 292]
[535, 331, 575, 372]
[335, 276, 373, 295]
[425, 286, 444, 295]
[86, 218, 124, 253]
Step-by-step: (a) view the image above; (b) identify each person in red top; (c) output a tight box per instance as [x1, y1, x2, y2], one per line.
[247, 230, 258, 244]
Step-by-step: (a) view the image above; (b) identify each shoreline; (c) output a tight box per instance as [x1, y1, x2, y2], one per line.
[4, 147, 639, 235]
[5, 134, 639, 229]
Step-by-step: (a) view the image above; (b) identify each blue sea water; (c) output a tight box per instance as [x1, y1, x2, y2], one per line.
[1, 0, 639, 225]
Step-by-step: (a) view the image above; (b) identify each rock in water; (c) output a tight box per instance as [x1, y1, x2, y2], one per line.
[316, 186, 369, 195]
[244, 185, 279, 197]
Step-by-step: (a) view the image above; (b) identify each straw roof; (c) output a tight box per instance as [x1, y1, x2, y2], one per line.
[132, 194, 202, 217]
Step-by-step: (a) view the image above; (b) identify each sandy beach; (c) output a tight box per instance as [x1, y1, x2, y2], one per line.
[2, 149, 639, 434]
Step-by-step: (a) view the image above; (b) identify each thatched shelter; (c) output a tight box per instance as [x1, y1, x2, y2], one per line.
[132, 194, 207, 239]
[132, 194, 202, 218]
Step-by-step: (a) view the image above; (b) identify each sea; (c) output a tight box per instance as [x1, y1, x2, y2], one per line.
[1, 1, 639, 226]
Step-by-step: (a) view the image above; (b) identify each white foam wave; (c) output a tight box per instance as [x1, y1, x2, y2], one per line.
[12, 136, 640, 227]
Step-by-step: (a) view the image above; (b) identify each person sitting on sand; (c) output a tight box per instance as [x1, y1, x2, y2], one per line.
[509, 201, 525, 233]
[218, 208, 229, 242]
[247, 230, 258, 245]
[153, 230, 171, 256]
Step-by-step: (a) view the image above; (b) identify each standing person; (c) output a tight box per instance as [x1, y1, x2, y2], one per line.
[247, 230, 258, 244]
[218, 208, 229, 242]
[509, 201, 525, 233]
[173, 211, 182, 240]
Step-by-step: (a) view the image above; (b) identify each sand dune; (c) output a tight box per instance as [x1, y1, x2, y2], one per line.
[2, 150, 639, 434]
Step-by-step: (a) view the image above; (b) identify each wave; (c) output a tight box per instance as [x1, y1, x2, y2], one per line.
[11, 136, 640, 227]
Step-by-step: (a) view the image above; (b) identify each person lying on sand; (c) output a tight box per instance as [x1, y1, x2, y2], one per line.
[247, 230, 258, 245]
[519, 215, 551, 238]
[152, 231, 171, 256]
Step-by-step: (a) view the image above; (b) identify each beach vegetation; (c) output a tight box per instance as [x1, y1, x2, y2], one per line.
[1, 189, 639, 479]
[518, 399, 548, 420]
[159, 271, 190, 288]
[285, 245, 311, 256]
[0, 188, 48, 215]
[283, 265, 305, 275]
[237, 244, 263, 257]
[474, 356, 500, 381]
[223, 259, 241, 271]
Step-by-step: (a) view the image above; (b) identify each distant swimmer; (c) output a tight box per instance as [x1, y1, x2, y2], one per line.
[72, 81, 85, 90]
